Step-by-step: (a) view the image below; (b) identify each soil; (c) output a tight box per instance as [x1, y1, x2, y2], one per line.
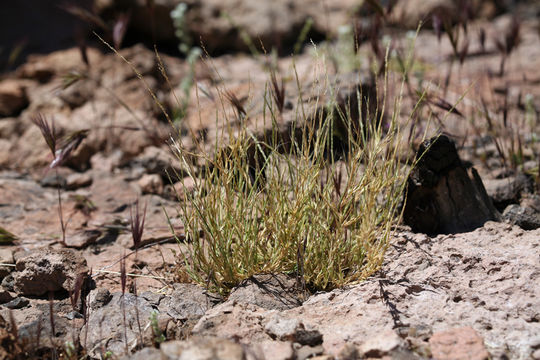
[0, 0, 539, 359]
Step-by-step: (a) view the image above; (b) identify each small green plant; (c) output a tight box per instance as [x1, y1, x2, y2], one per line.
[149, 310, 165, 345]
[63, 341, 76, 359]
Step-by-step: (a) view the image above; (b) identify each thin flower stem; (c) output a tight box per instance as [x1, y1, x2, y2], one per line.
[55, 168, 67, 246]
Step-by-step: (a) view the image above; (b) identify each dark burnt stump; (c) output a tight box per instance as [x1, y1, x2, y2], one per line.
[403, 135, 500, 235]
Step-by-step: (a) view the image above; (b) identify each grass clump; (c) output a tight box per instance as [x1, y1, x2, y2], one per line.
[172, 65, 413, 295]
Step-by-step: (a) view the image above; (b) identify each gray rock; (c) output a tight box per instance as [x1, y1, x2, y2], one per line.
[121, 346, 161, 360]
[140, 290, 165, 307]
[484, 173, 534, 210]
[294, 344, 324, 360]
[160, 337, 245, 360]
[132, 146, 188, 181]
[40, 173, 67, 188]
[228, 273, 303, 311]
[159, 283, 221, 322]
[503, 204, 540, 230]
[83, 292, 160, 358]
[0, 297, 84, 351]
[295, 328, 323, 347]
[1, 274, 14, 291]
[265, 315, 302, 342]
[4, 296, 29, 309]
[89, 288, 113, 309]
[359, 329, 404, 358]
[65, 172, 93, 190]
[264, 313, 322, 346]
[252, 340, 295, 360]
[12, 248, 89, 296]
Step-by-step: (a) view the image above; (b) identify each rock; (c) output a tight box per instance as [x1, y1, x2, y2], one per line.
[295, 328, 324, 347]
[228, 273, 304, 311]
[521, 194, 540, 213]
[65, 229, 102, 249]
[483, 173, 534, 211]
[122, 346, 162, 360]
[0, 290, 14, 304]
[89, 288, 113, 310]
[0, 79, 28, 117]
[0, 249, 14, 279]
[159, 337, 245, 360]
[429, 327, 490, 360]
[83, 292, 160, 358]
[273, 223, 537, 358]
[403, 135, 500, 235]
[65, 172, 93, 190]
[0, 140, 10, 167]
[359, 329, 404, 358]
[58, 79, 95, 109]
[295, 344, 324, 360]
[17, 47, 102, 82]
[0, 117, 22, 139]
[192, 301, 272, 342]
[159, 283, 221, 322]
[0, 297, 85, 352]
[1, 274, 14, 292]
[336, 343, 358, 360]
[12, 248, 89, 296]
[4, 296, 29, 309]
[252, 340, 295, 360]
[137, 174, 164, 194]
[265, 315, 302, 342]
[264, 313, 322, 346]
[40, 173, 67, 188]
[132, 146, 188, 181]
[502, 204, 540, 230]
[119, 347, 157, 360]
[90, 150, 125, 172]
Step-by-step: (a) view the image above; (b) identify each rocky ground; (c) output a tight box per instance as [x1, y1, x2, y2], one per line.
[0, 0, 540, 359]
